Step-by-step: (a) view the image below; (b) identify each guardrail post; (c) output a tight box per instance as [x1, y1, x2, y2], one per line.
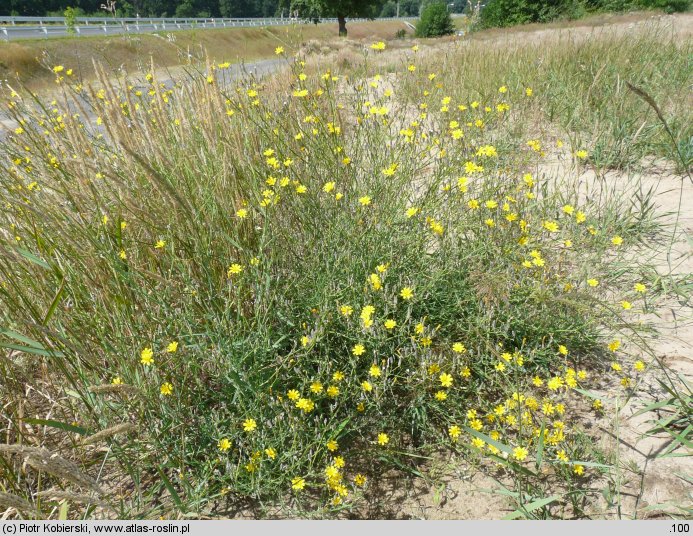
[1, 27, 7, 41]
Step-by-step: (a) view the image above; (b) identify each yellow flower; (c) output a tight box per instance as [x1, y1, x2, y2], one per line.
[547, 376, 564, 390]
[435, 391, 447, 401]
[287, 389, 300, 401]
[358, 196, 371, 206]
[513, 446, 529, 461]
[573, 464, 585, 476]
[275, 46, 284, 55]
[243, 418, 257, 433]
[621, 300, 632, 310]
[384, 319, 397, 330]
[370, 41, 386, 50]
[608, 339, 621, 352]
[265, 448, 276, 459]
[155, 240, 166, 249]
[611, 235, 623, 246]
[634, 360, 645, 372]
[369, 364, 382, 378]
[291, 476, 306, 490]
[352, 344, 365, 356]
[543, 220, 559, 232]
[587, 279, 599, 287]
[323, 181, 336, 193]
[327, 440, 339, 452]
[525, 87, 533, 96]
[611, 362, 622, 372]
[218, 438, 231, 452]
[406, 207, 420, 218]
[340, 305, 353, 316]
[634, 283, 647, 293]
[112, 376, 123, 385]
[332, 371, 345, 382]
[361, 380, 373, 392]
[227, 263, 243, 276]
[558, 345, 568, 356]
[575, 150, 588, 160]
[310, 382, 323, 394]
[140, 347, 154, 366]
[236, 208, 248, 219]
[166, 341, 178, 353]
[354, 474, 367, 487]
[439, 373, 453, 388]
[452, 342, 466, 353]
[377, 433, 389, 446]
[400, 287, 413, 300]
[160, 382, 173, 395]
[326, 385, 340, 397]
[448, 425, 461, 439]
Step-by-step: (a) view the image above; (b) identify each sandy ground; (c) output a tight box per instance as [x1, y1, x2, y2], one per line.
[375, 157, 692, 520]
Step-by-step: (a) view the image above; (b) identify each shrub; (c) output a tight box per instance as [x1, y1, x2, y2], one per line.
[479, 0, 585, 28]
[415, 1, 455, 37]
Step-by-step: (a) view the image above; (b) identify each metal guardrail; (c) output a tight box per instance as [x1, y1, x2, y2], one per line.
[0, 16, 411, 41]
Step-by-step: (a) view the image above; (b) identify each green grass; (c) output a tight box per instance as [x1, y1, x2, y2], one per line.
[0, 17, 690, 519]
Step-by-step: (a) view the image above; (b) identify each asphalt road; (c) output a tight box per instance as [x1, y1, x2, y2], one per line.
[0, 57, 284, 142]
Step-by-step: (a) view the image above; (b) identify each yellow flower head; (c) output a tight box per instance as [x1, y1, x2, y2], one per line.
[140, 347, 154, 366]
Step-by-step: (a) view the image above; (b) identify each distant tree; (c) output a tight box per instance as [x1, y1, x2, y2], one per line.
[282, 0, 383, 36]
[380, 0, 397, 16]
[415, 0, 454, 36]
[175, 0, 195, 16]
[64, 5, 77, 33]
[399, 0, 421, 15]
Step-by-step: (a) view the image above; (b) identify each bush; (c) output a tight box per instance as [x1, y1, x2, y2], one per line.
[416, 1, 455, 37]
[480, 0, 690, 28]
[380, 0, 398, 17]
[479, 0, 585, 28]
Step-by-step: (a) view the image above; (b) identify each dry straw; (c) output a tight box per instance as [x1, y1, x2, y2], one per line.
[89, 384, 141, 396]
[0, 492, 34, 513]
[81, 423, 137, 445]
[0, 444, 102, 494]
[36, 489, 110, 508]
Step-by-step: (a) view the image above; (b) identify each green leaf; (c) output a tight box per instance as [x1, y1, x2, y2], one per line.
[463, 426, 513, 455]
[535, 420, 545, 470]
[632, 397, 676, 417]
[0, 328, 44, 348]
[0, 342, 65, 358]
[503, 495, 561, 520]
[15, 247, 50, 269]
[59, 500, 69, 520]
[157, 467, 185, 513]
[23, 418, 89, 436]
[43, 277, 66, 326]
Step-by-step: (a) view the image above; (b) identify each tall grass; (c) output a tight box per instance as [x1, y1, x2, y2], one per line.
[0, 21, 689, 518]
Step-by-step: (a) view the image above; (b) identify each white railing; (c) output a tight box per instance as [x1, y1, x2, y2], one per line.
[0, 16, 412, 40]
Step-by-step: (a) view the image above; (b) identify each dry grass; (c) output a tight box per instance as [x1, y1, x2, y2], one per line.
[0, 20, 411, 92]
